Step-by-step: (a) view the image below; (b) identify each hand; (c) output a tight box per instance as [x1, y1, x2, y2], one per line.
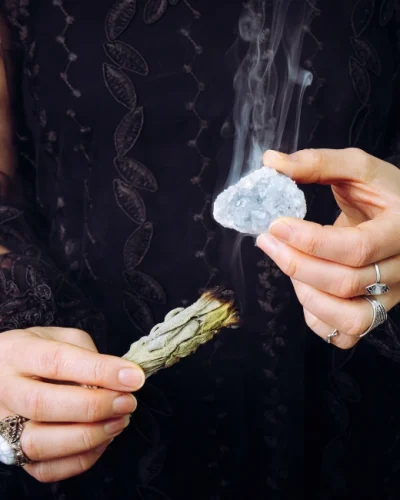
[257, 148, 400, 349]
[0, 327, 145, 482]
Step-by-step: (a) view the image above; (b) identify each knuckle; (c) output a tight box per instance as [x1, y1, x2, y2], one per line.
[354, 233, 376, 267]
[92, 357, 107, 385]
[303, 310, 319, 332]
[22, 433, 42, 462]
[29, 463, 56, 483]
[85, 395, 104, 422]
[342, 309, 365, 337]
[77, 453, 94, 474]
[348, 148, 375, 181]
[348, 148, 368, 166]
[337, 336, 358, 350]
[305, 235, 320, 257]
[282, 255, 298, 278]
[38, 343, 65, 379]
[297, 286, 314, 310]
[337, 272, 361, 298]
[23, 389, 44, 421]
[307, 149, 325, 183]
[80, 427, 96, 452]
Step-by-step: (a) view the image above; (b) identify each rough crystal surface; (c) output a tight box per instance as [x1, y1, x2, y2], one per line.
[213, 167, 307, 235]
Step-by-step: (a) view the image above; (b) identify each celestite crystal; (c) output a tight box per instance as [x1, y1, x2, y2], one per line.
[213, 167, 307, 235]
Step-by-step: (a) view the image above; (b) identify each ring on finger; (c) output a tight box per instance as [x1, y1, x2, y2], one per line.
[357, 296, 387, 338]
[325, 329, 338, 344]
[0, 415, 32, 467]
[365, 263, 390, 296]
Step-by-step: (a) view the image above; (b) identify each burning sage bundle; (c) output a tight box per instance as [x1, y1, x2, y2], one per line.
[122, 288, 240, 378]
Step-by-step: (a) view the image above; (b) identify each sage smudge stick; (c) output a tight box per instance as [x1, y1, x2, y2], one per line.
[122, 288, 240, 378]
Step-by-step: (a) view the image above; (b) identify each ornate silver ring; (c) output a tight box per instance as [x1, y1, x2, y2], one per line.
[365, 263, 390, 295]
[0, 415, 32, 467]
[358, 296, 387, 338]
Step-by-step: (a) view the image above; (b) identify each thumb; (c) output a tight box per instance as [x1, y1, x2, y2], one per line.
[262, 148, 383, 185]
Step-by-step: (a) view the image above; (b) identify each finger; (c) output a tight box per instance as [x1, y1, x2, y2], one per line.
[303, 309, 358, 350]
[24, 440, 113, 483]
[10, 334, 145, 392]
[291, 279, 399, 337]
[257, 233, 400, 298]
[262, 148, 393, 185]
[1, 377, 137, 422]
[20, 415, 131, 462]
[28, 327, 98, 352]
[264, 216, 400, 267]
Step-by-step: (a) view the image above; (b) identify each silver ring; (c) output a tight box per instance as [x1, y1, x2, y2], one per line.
[365, 263, 390, 295]
[357, 296, 387, 338]
[0, 415, 32, 467]
[325, 329, 338, 344]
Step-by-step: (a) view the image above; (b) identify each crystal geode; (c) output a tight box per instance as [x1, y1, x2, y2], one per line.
[213, 167, 306, 235]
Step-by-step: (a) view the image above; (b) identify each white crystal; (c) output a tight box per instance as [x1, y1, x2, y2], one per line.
[0, 435, 16, 465]
[213, 167, 307, 235]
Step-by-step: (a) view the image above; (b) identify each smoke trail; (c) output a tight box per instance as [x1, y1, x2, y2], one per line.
[221, 0, 316, 305]
[227, 0, 315, 187]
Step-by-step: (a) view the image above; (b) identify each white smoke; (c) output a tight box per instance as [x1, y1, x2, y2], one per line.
[227, 0, 315, 187]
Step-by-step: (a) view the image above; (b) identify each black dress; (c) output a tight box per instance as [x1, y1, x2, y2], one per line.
[0, 1, 400, 499]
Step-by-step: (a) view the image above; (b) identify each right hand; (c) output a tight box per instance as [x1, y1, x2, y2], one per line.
[0, 326, 145, 482]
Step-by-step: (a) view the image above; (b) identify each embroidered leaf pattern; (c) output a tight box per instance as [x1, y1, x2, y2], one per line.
[124, 270, 166, 303]
[351, 0, 375, 37]
[104, 41, 149, 76]
[351, 38, 381, 75]
[143, 0, 169, 24]
[124, 222, 153, 270]
[26, 266, 36, 288]
[138, 445, 166, 485]
[103, 63, 137, 109]
[115, 157, 158, 191]
[114, 179, 146, 224]
[0, 207, 23, 225]
[105, 0, 137, 41]
[123, 291, 155, 333]
[114, 107, 144, 158]
[349, 57, 370, 104]
[349, 105, 370, 146]
[380, 0, 395, 27]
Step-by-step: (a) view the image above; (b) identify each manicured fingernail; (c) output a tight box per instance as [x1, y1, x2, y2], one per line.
[95, 439, 113, 454]
[104, 415, 131, 435]
[118, 367, 145, 389]
[269, 220, 293, 242]
[256, 233, 278, 256]
[113, 394, 136, 414]
[264, 150, 288, 163]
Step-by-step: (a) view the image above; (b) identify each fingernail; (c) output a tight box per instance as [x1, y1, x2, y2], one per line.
[104, 415, 131, 435]
[113, 394, 136, 414]
[118, 367, 145, 390]
[95, 439, 113, 454]
[256, 233, 278, 256]
[264, 150, 288, 163]
[269, 220, 293, 242]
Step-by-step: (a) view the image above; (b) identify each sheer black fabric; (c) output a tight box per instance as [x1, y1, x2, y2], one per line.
[0, 1, 399, 499]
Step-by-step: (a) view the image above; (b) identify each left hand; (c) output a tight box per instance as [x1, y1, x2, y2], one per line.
[257, 148, 400, 349]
